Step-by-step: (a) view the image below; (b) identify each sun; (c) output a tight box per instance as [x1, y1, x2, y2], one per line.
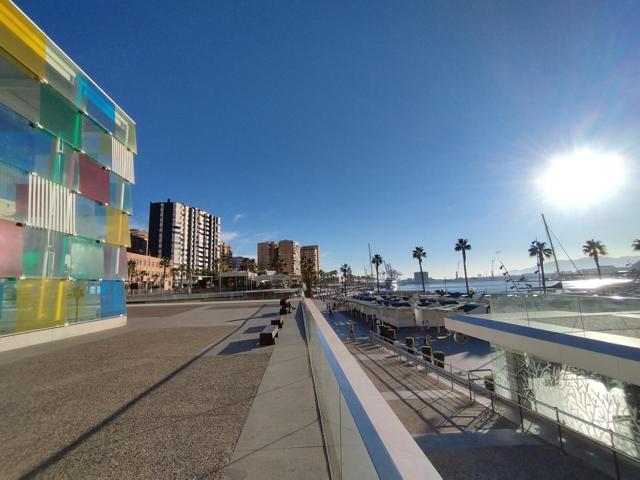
[537, 149, 625, 208]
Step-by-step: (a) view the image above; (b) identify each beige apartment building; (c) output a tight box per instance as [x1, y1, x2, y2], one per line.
[257, 241, 278, 270]
[301, 245, 320, 273]
[278, 240, 301, 275]
[127, 252, 172, 289]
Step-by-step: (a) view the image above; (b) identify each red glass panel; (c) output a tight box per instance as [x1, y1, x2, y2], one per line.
[78, 153, 108, 204]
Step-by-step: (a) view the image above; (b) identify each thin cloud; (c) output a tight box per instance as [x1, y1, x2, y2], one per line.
[221, 231, 239, 242]
[232, 213, 245, 223]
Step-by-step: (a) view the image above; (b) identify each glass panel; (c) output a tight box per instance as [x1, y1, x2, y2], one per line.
[105, 206, 130, 247]
[0, 101, 54, 173]
[103, 245, 126, 280]
[100, 279, 125, 317]
[0, 218, 23, 277]
[70, 236, 103, 280]
[39, 84, 82, 150]
[0, 279, 17, 335]
[78, 153, 108, 204]
[109, 171, 132, 214]
[82, 115, 112, 169]
[75, 194, 106, 241]
[0, 160, 29, 223]
[15, 278, 67, 332]
[0, 1, 47, 78]
[0, 51, 40, 126]
[79, 77, 116, 134]
[66, 280, 101, 324]
[22, 227, 70, 278]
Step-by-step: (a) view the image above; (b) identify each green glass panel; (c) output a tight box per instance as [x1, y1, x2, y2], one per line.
[0, 160, 28, 223]
[39, 84, 82, 150]
[22, 227, 70, 278]
[70, 236, 103, 280]
[0, 279, 17, 336]
[66, 280, 101, 324]
[75, 194, 106, 241]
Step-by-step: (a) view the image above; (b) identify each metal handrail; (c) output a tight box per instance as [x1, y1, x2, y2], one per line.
[369, 331, 640, 454]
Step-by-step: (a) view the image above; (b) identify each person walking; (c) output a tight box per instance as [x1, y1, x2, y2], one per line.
[347, 321, 355, 342]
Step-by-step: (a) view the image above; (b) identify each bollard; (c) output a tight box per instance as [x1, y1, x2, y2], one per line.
[555, 407, 564, 453]
[610, 431, 621, 480]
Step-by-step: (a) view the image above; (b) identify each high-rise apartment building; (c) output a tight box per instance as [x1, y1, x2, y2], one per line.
[220, 242, 233, 266]
[148, 200, 220, 272]
[301, 245, 320, 273]
[278, 240, 301, 275]
[257, 241, 277, 270]
[0, 1, 135, 348]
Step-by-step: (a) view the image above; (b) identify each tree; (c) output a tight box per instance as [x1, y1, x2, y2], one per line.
[70, 285, 85, 322]
[274, 257, 287, 274]
[240, 258, 257, 273]
[301, 257, 315, 297]
[159, 258, 171, 289]
[412, 246, 427, 292]
[340, 264, 351, 296]
[528, 240, 553, 292]
[371, 254, 383, 293]
[454, 239, 472, 295]
[127, 260, 137, 285]
[582, 239, 608, 279]
[633, 239, 640, 251]
[170, 267, 179, 289]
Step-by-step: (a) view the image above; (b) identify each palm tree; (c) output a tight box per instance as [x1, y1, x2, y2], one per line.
[340, 264, 351, 296]
[159, 258, 171, 289]
[301, 257, 315, 297]
[274, 257, 287, 274]
[528, 240, 553, 292]
[240, 258, 257, 273]
[412, 246, 427, 292]
[454, 239, 472, 295]
[371, 254, 383, 293]
[633, 239, 640, 251]
[70, 285, 85, 322]
[127, 260, 137, 285]
[582, 239, 608, 279]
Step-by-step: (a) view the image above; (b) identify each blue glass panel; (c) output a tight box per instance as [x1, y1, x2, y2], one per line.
[0, 102, 53, 173]
[77, 76, 116, 134]
[82, 115, 112, 169]
[109, 171, 133, 214]
[0, 279, 17, 335]
[75, 194, 106, 241]
[100, 279, 125, 317]
[70, 237, 103, 280]
[22, 227, 70, 278]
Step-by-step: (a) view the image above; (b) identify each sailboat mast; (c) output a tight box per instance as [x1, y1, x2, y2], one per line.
[368, 243, 373, 278]
[541, 213, 561, 279]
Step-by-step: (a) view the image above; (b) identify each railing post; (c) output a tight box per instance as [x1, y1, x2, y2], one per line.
[610, 431, 621, 480]
[467, 373, 472, 400]
[555, 407, 564, 453]
[519, 403, 524, 430]
[490, 391, 495, 413]
[449, 364, 454, 391]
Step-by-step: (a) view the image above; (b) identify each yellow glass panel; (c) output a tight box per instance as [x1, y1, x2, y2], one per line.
[105, 206, 130, 247]
[0, 0, 46, 77]
[16, 278, 67, 332]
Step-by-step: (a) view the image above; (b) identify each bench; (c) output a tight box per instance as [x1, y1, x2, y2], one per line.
[271, 316, 284, 328]
[259, 325, 279, 346]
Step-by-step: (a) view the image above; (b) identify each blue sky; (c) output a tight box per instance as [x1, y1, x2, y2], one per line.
[18, 0, 640, 278]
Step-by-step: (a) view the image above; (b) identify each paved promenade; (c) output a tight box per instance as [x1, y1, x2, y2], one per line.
[224, 305, 329, 479]
[0, 301, 286, 479]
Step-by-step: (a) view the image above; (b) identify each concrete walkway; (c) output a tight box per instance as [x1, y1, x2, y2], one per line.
[224, 304, 330, 480]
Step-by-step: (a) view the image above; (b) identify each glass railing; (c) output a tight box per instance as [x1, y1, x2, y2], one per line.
[490, 293, 640, 339]
[301, 299, 441, 480]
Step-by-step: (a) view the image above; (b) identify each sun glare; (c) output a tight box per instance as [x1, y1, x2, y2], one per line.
[538, 149, 625, 208]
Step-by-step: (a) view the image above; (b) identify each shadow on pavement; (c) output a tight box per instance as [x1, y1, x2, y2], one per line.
[218, 339, 260, 355]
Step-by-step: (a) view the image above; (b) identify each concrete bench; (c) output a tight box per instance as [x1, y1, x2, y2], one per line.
[259, 325, 279, 346]
[271, 317, 284, 328]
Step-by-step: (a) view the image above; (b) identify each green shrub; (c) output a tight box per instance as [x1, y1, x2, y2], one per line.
[433, 350, 445, 368]
[421, 345, 432, 363]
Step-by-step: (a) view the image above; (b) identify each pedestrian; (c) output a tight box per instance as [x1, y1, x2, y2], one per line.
[347, 321, 355, 342]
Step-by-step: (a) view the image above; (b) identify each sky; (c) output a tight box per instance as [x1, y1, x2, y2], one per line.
[17, 0, 640, 278]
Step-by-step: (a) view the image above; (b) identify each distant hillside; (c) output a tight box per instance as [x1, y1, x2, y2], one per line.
[510, 256, 640, 275]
